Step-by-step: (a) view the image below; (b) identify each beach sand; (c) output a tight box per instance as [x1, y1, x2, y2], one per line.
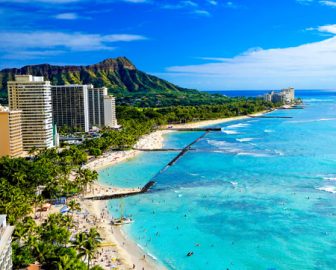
[81, 111, 270, 269]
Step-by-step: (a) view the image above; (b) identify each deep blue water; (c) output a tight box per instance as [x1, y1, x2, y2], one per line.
[100, 90, 336, 270]
[207, 89, 336, 99]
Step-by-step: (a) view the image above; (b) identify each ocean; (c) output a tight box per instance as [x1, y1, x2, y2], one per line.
[99, 90, 336, 270]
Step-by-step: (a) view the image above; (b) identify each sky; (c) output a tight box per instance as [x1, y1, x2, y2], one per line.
[1, 0, 336, 90]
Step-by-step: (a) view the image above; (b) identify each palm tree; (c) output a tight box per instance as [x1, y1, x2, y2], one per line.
[56, 254, 86, 270]
[67, 199, 81, 221]
[77, 168, 98, 194]
[73, 229, 102, 270]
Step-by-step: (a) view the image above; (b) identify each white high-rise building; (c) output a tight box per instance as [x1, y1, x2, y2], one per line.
[0, 215, 14, 270]
[104, 95, 118, 128]
[8, 75, 53, 150]
[88, 87, 118, 128]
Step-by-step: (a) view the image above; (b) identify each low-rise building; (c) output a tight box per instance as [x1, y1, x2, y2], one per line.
[0, 105, 23, 157]
[0, 215, 14, 270]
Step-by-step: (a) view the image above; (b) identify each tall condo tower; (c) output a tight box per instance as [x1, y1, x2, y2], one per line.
[103, 95, 118, 128]
[8, 75, 53, 150]
[88, 86, 106, 128]
[0, 105, 23, 157]
[51, 85, 90, 132]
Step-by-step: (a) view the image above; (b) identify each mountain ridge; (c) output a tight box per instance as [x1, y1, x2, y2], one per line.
[0, 57, 196, 94]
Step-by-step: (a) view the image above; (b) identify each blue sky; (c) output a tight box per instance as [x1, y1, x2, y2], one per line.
[1, 0, 336, 90]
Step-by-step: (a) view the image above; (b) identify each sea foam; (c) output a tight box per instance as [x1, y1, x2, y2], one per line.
[221, 129, 239, 135]
[316, 186, 336, 194]
[236, 138, 254, 142]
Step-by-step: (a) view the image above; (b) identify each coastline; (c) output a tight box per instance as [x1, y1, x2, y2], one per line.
[82, 110, 270, 270]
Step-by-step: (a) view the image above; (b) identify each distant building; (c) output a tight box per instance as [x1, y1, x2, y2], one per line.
[0, 105, 23, 157]
[103, 95, 118, 128]
[51, 85, 90, 132]
[88, 86, 106, 128]
[88, 86, 118, 129]
[8, 75, 54, 150]
[0, 215, 14, 270]
[264, 87, 295, 104]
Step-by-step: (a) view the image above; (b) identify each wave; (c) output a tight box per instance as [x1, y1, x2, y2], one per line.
[207, 139, 272, 157]
[264, 129, 274, 133]
[288, 118, 336, 124]
[227, 123, 250, 129]
[322, 176, 336, 181]
[237, 152, 271, 157]
[136, 243, 159, 261]
[304, 98, 334, 102]
[221, 129, 239, 135]
[236, 138, 254, 142]
[316, 186, 336, 194]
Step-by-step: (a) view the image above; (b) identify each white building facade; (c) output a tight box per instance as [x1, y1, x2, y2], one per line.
[103, 95, 118, 128]
[0, 215, 14, 270]
[88, 86, 118, 129]
[8, 75, 54, 150]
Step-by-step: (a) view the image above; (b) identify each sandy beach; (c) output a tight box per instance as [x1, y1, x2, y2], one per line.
[80, 111, 270, 269]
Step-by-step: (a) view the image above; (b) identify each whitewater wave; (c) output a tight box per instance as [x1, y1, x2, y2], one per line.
[304, 98, 334, 102]
[288, 118, 336, 124]
[221, 129, 239, 135]
[322, 176, 336, 181]
[207, 139, 272, 157]
[236, 138, 255, 142]
[316, 186, 336, 194]
[237, 152, 271, 157]
[227, 123, 250, 129]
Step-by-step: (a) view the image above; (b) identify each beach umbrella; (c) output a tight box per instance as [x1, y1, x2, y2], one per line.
[60, 206, 69, 214]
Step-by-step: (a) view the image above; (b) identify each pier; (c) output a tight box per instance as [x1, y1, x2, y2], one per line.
[83, 181, 156, 200]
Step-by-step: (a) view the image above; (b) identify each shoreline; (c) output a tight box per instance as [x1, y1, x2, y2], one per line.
[82, 110, 270, 269]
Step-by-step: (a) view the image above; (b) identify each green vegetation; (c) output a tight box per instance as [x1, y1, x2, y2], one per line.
[13, 214, 102, 269]
[0, 146, 94, 224]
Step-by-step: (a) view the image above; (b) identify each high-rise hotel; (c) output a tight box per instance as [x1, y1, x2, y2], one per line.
[8, 75, 54, 150]
[51, 84, 118, 132]
[51, 85, 90, 132]
[0, 105, 23, 157]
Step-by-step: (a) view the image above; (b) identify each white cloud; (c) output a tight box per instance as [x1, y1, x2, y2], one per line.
[164, 28, 336, 89]
[0, 31, 147, 59]
[207, 0, 217, 5]
[193, 9, 211, 16]
[317, 24, 336, 34]
[54, 12, 79, 20]
[320, 0, 336, 6]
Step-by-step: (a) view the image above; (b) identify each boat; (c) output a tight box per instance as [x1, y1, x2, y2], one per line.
[111, 199, 133, 226]
[111, 217, 133, 225]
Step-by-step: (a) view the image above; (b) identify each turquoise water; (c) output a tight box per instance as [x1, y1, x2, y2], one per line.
[100, 91, 336, 270]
